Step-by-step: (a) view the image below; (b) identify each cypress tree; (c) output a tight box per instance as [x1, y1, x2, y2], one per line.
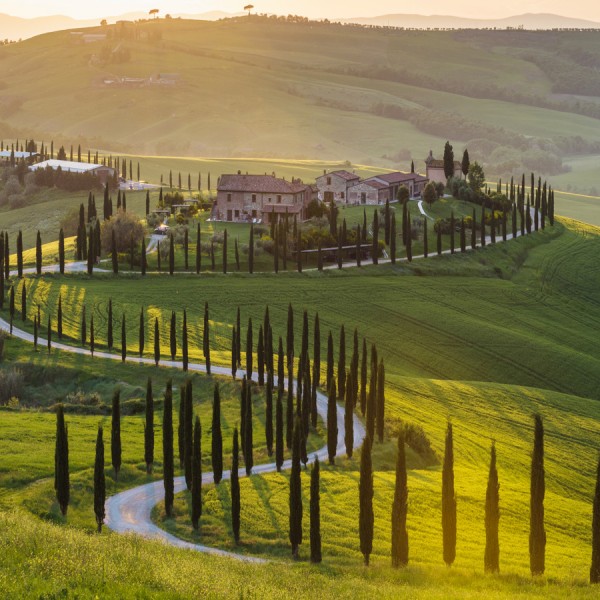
[139, 307, 145, 357]
[296, 230, 302, 273]
[182, 310, 188, 372]
[423, 218, 429, 258]
[106, 298, 113, 350]
[212, 384, 223, 484]
[35, 230, 42, 275]
[153, 318, 160, 366]
[310, 457, 322, 564]
[59, 228, 65, 274]
[21, 282, 26, 322]
[286, 374, 294, 450]
[241, 377, 248, 456]
[184, 379, 193, 490]
[338, 325, 346, 401]
[289, 416, 303, 558]
[195, 223, 201, 274]
[265, 372, 274, 457]
[317, 239, 323, 271]
[33, 313, 38, 349]
[235, 238, 240, 271]
[372, 210, 379, 265]
[237, 307, 242, 367]
[491, 210, 496, 244]
[590, 454, 600, 583]
[231, 326, 237, 379]
[471, 209, 477, 249]
[344, 370, 354, 458]
[94, 425, 106, 532]
[178, 386, 186, 469]
[16, 230, 23, 278]
[169, 311, 176, 360]
[9, 285, 14, 333]
[231, 428, 241, 544]
[442, 422, 456, 567]
[144, 378, 154, 473]
[359, 434, 374, 566]
[406, 212, 412, 262]
[163, 380, 174, 517]
[203, 302, 211, 375]
[258, 325, 265, 386]
[191, 415, 202, 530]
[360, 338, 368, 416]
[276, 388, 284, 472]
[327, 379, 338, 465]
[246, 318, 253, 379]
[530, 414, 546, 576]
[391, 429, 409, 567]
[390, 212, 397, 263]
[244, 383, 253, 475]
[121, 314, 126, 362]
[145, 190, 150, 215]
[376, 360, 385, 443]
[54, 404, 70, 516]
[111, 390, 122, 480]
[326, 331, 334, 390]
[485, 442, 500, 574]
[512, 204, 518, 238]
[356, 224, 362, 267]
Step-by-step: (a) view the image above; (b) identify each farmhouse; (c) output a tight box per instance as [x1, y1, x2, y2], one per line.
[315, 170, 360, 204]
[346, 179, 388, 205]
[346, 171, 428, 205]
[0, 150, 39, 164]
[215, 174, 313, 223]
[425, 150, 464, 185]
[29, 160, 116, 185]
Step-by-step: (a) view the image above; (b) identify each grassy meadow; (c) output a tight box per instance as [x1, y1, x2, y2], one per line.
[1, 213, 600, 596]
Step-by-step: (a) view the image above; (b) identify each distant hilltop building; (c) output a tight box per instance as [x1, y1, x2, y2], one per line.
[29, 159, 116, 185]
[215, 173, 314, 223]
[425, 150, 463, 185]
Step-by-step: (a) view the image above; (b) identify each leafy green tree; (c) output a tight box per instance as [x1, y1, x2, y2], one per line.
[94, 425, 106, 532]
[442, 422, 456, 566]
[485, 442, 500, 573]
[468, 162, 485, 194]
[397, 185, 409, 205]
[54, 404, 70, 516]
[310, 457, 322, 564]
[461, 149, 470, 177]
[423, 182, 437, 207]
[530, 414, 546, 576]
[111, 390, 122, 480]
[391, 430, 409, 567]
[359, 434, 374, 566]
[191, 415, 202, 530]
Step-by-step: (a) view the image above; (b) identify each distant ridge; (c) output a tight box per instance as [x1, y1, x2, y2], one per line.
[341, 13, 600, 30]
[1, 10, 599, 42]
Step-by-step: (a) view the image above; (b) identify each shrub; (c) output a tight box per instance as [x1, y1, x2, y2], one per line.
[101, 210, 144, 254]
[0, 368, 24, 405]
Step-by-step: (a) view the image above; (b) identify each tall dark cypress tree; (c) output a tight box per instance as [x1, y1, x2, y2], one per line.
[144, 377, 154, 474]
[244, 382, 253, 476]
[481, 207, 486, 247]
[163, 380, 174, 517]
[191, 415, 202, 530]
[360, 338, 368, 416]
[530, 414, 546, 576]
[94, 425, 105, 532]
[212, 384, 223, 484]
[246, 318, 253, 379]
[423, 218, 428, 258]
[182, 309, 189, 372]
[344, 370, 354, 458]
[90, 314, 95, 357]
[310, 457, 322, 564]
[289, 416, 303, 558]
[591, 454, 600, 583]
[59, 228, 65, 274]
[372, 210, 379, 265]
[54, 404, 70, 516]
[327, 380, 338, 465]
[437, 225, 442, 256]
[141, 237, 146, 276]
[169, 311, 176, 360]
[450, 211, 455, 254]
[326, 331, 334, 390]
[121, 314, 126, 362]
[471, 208, 477, 249]
[178, 386, 186, 469]
[231, 326, 237, 379]
[257, 325, 265, 386]
[231, 428, 241, 544]
[237, 307, 242, 367]
[442, 421, 456, 567]
[338, 325, 346, 401]
[265, 372, 274, 457]
[376, 360, 385, 443]
[223, 228, 228, 274]
[276, 388, 284, 472]
[359, 434, 374, 566]
[203, 302, 211, 375]
[111, 230, 118, 274]
[183, 227, 189, 271]
[169, 234, 175, 276]
[21, 282, 26, 322]
[111, 390, 122, 481]
[485, 441, 500, 574]
[106, 299, 113, 350]
[391, 429, 409, 567]
[35, 230, 42, 275]
[16, 230, 23, 278]
[390, 212, 397, 264]
[184, 379, 193, 490]
[81, 305, 87, 346]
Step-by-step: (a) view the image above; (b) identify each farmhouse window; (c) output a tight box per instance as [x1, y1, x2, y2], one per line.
[252, 194, 257, 202]
[277, 195, 282, 203]
[227, 193, 232, 202]
[326, 177, 331, 185]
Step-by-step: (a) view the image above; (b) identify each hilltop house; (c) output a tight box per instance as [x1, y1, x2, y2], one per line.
[425, 150, 464, 185]
[346, 171, 429, 205]
[315, 170, 360, 204]
[215, 174, 313, 223]
[29, 160, 116, 185]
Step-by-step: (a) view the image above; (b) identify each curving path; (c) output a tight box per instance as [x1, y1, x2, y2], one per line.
[0, 315, 366, 563]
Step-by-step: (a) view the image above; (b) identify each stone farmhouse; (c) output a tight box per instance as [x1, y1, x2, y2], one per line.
[347, 172, 429, 205]
[425, 150, 464, 185]
[215, 174, 314, 223]
[315, 170, 360, 203]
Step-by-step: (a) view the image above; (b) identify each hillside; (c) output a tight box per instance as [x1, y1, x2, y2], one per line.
[1, 18, 600, 195]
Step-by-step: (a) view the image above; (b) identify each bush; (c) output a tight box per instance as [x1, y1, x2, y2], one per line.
[0, 368, 24, 405]
[101, 210, 145, 255]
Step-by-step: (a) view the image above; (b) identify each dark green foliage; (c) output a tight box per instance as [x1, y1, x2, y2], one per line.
[265, 372, 274, 457]
[184, 380, 193, 490]
[338, 324, 346, 402]
[16, 230, 23, 278]
[327, 380, 338, 465]
[57, 295, 63, 339]
[257, 325, 265, 386]
[47, 315, 51, 353]
[231, 428, 241, 544]
[406, 212, 412, 262]
[450, 211, 455, 254]
[169, 311, 176, 360]
[442, 422, 456, 567]
[276, 388, 284, 472]
[90, 315, 95, 356]
[289, 416, 303, 558]
[423, 218, 428, 258]
[437, 225, 442, 256]
[154, 318, 160, 366]
[391, 430, 409, 567]
[443, 140, 455, 179]
[372, 210, 379, 265]
[94, 425, 105, 533]
[471, 209, 477, 249]
[590, 454, 600, 583]
[203, 302, 211, 375]
[461, 148, 470, 177]
[360, 338, 367, 416]
[111, 390, 122, 480]
[246, 318, 253, 378]
[21, 282, 26, 322]
[359, 434, 374, 566]
[460, 218, 466, 253]
[163, 380, 174, 517]
[121, 314, 126, 362]
[376, 360, 385, 443]
[366, 345, 377, 444]
[481, 207, 486, 247]
[212, 384, 223, 484]
[169, 234, 175, 275]
[223, 229, 228, 274]
[182, 310, 189, 372]
[326, 331, 334, 390]
[310, 457, 322, 564]
[244, 382, 253, 476]
[35, 230, 42, 275]
[191, 416, 202, 530]
[344, 370, 354, 458]
[231, 326, 237, 379]
[81, 306, 87, 346]
[144, 378, 154, 474]
[530, 414, 546, 576]
[54, 404, 70, 516]
[111, 230, 118, 274]
[485, 442, 500, 574]
[141, 237, 146, 276]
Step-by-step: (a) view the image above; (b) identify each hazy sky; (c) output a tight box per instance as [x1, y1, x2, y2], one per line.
[2, 0, 600, 21]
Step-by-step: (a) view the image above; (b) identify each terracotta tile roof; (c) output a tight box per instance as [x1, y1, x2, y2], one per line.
[218, 174, 308, 194]
[371, 171, 423, 184]
[328, 170, 360, 181]
[360, 179, 388, 190]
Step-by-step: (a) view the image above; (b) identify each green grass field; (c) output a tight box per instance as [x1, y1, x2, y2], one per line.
[1, 214, 600, 596]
